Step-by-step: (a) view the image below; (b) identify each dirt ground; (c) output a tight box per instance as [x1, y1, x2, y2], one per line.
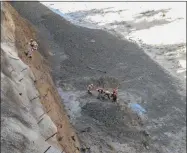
[11, 2, 186, 153]
[4, 2, 80, 153]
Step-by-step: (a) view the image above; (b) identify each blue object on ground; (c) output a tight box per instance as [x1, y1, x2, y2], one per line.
[129, 103, 146, 116]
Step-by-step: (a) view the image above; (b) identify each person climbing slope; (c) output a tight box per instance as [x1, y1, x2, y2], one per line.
[25, 39, 38, 58]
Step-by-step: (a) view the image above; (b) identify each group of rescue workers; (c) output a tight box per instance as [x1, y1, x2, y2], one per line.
[87, 84, 118, 102]
[25, 39, 118, 103]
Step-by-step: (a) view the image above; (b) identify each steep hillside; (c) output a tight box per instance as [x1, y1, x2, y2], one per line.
[1, 2, 80, 153]
[10, 2, 186, 153]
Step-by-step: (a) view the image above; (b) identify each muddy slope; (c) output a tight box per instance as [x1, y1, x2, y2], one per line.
[11, 2, 186, 153]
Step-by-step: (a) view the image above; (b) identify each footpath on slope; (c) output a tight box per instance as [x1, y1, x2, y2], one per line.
[1, 2, 80, 153]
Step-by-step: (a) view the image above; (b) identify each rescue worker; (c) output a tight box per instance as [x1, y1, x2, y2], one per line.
[103, 90, 111, 100]
[111, 88, 118, 102]
[25, 39, 38, 58]
[96, 87, 105, 100]
[87, 84, 94, 94]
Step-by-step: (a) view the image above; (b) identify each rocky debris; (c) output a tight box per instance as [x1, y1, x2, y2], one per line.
[142, 140, 149, 150]
[80, 127, 92, 133]
[71, 136, 76, 141]
[142, 130, 150, 137]
[90, 39, 95, 43]
[80, 146, 91, 153]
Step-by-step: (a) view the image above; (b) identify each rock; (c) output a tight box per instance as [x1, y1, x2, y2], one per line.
[90, 39, 95, 43]
[58, 136, 63, 141]
[71, 136, 75, 141]
[142, 130, 150, 137]
[48, 52, 54, 56]
[81, 148, 86, 152]
[76, 147, 80, 150]
[145, 145, 149, 150]
[81, 146, 90, 152]
[81, 127, 91, 133]
[142, 140, 149, 149]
